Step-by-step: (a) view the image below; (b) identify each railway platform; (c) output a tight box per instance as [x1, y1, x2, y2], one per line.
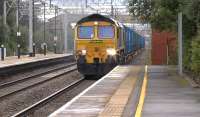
[0, 53, 73, 75]
[49, 65, 145, 117]
[49, 65, 200, 117]
[143, 66, 200, 117]
[0, 53, 72, 68]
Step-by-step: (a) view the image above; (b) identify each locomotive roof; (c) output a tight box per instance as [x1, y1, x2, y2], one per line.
[76, 14, 119, 26]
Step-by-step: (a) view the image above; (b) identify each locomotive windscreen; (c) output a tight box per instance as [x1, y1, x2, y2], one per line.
[98, 26, 114, 39]
[78, 26, 94, 39]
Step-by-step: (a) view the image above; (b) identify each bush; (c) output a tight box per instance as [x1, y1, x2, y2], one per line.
[191, 33, 200, 75]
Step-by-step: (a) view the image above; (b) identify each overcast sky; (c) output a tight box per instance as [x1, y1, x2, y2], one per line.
[50, 0, 127, 10]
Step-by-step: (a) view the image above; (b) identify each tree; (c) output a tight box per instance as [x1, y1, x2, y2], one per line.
[129, 0, 153, 23]
[0, 0, 57, 56]
[191, 35, 200, 75]
[128, 0, 200, 77]
[129, 0, 183, 30]
[0, 0, 5, 16]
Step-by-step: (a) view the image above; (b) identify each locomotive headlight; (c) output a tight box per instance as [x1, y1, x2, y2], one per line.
[81, 49, 87, 55]
[106, 48, 116, 56]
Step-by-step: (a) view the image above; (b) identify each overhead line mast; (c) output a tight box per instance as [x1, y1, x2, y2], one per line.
[29, 0, 33, 56]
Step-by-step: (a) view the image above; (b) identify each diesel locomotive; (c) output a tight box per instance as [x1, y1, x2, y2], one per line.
[74, 14, 145, 76]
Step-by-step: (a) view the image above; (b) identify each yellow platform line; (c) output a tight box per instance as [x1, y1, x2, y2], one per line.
[97, 66, 142, 117]
[135, 65, 148, 117]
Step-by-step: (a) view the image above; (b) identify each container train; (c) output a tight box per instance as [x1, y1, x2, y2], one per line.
[74, 14, 145, 76]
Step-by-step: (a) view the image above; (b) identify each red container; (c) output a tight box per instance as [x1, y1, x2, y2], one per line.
[151, 30, 177, 65]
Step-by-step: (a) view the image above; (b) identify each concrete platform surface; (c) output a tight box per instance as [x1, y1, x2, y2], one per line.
[49, 65, 145, 117]
[0, 53, 72, 68]
[142, 65, 200, 117]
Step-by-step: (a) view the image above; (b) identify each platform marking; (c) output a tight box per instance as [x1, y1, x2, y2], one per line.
[135, 65, 148, 117]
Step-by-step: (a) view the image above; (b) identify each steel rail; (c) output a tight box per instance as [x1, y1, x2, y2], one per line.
[0, 65, 77, 99]
[11, 77, 85, 117]
[0, 62, 76, 88]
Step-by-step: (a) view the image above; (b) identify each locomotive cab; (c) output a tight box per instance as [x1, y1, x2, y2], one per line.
[74, 14, 122, 76]
[73, 14, 145, 76]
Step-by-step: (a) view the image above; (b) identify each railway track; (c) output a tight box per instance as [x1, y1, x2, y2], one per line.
[0, 62, 76, 87]
[0, 63, 77, 99]
[11, 77, 85, 117]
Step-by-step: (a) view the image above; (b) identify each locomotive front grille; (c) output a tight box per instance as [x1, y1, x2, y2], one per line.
[94, 47, 99, 52]
[93, 58, 99, 64]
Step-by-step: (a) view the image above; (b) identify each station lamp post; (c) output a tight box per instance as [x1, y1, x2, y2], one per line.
[17, 0, 21, 59]
[32, 0, 35, 57]
[178, 12, 183, 76]
[43, 2, 47, 56]
[54, 36, 57, 54]
[1, 44, 5, 61]
[31, 0, 41, 57]
[54, 6, 58, 54]
[111, 0, 114, 17]
[1, 1, 7, 61]
[17, 31, 21, 59]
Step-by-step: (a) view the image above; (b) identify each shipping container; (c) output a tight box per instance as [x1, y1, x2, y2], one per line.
[123, 26, 145, 56]
[140, 37, 145, 49]
[124, 27, 134, 55]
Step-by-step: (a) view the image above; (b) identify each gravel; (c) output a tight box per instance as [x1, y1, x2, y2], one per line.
[0, 62, 73, 85]
[0, 71, 84, 117]
[33, 80, 95, 117]
[0, 66, 77, 98]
